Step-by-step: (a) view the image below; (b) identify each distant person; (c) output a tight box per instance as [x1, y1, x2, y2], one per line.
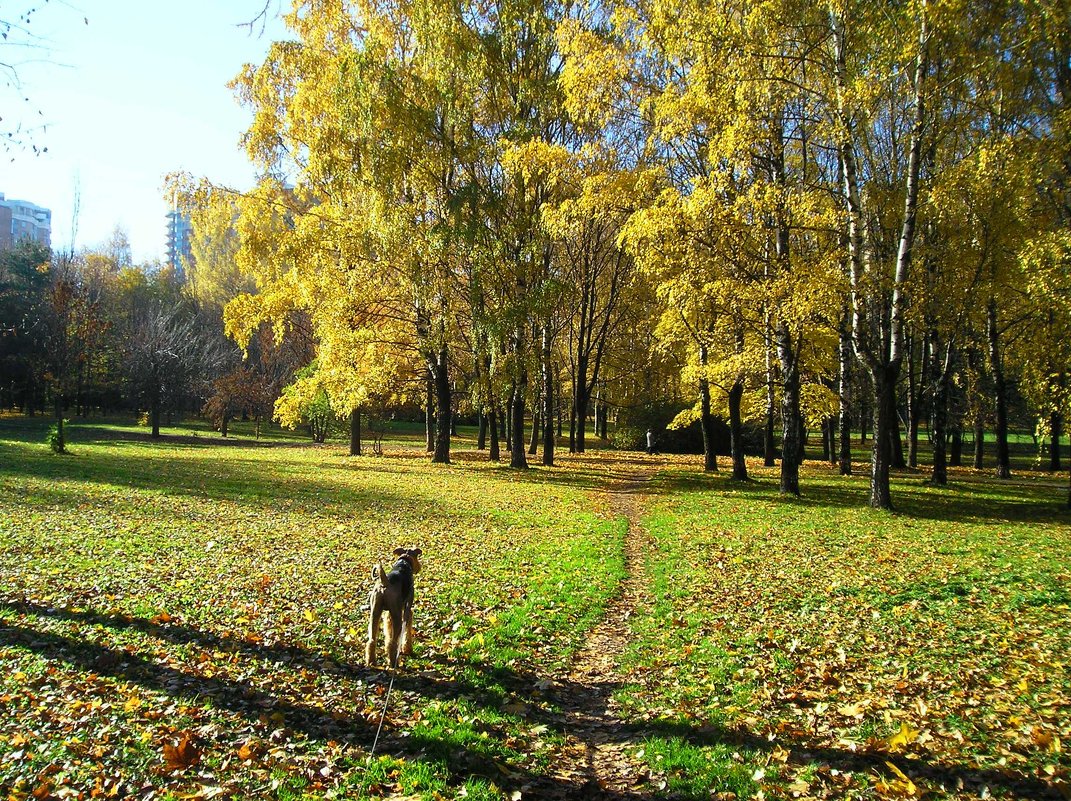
[646, 428, 655, 455]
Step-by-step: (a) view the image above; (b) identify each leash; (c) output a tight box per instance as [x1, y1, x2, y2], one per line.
[369, 667, 396, 758]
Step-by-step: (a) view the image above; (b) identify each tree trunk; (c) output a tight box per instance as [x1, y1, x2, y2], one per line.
[776, 324, 801, 496]
[764, 325, 777, 467]
[349, 407, 362, 457]
[987, 299, 1011, 478]
[950, 428, 962, 466]
[430, 347, 452, 464]
[569, 401, 577, 453]
[930, 370, 949, 486]
[728, 379, 748, 480]
[891, 407, 907, 470]
[574, 356, 590, 453]
[221, 414, 229, 438]
[150, 371, 161, 439]
[973, 413, 985, 469]
[510, 380, 528, 469]
[477, 411, 487, 450]
[528, 411, 539, 455]
[488, 405, 500, 462]
[868, 364, 900, 509]
[906, 332, 924, 468]
[835, 314, 852, 475]
[592, 394, 600, 440]
[425, 377, 435, 453]
[827, 418, 837, 465]
[1050, 412, 1062, 472]
[542, 351, 555, 467]
[53, 395, 66, 453]
[699, 344, 718, 472]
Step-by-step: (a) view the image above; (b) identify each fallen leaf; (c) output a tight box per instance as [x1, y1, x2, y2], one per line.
[163, 734, 201, 771]
[887, 722, 920, 752]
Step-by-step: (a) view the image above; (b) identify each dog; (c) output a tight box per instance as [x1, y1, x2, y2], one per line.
[365, 547, 423, 668]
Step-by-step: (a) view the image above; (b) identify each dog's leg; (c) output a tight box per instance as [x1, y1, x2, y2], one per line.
[365, 592, 382, 666]
[401, 601, 414, 655]
[386, 608, 402, 668]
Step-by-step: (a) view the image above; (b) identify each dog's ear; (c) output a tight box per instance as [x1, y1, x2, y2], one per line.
[413, 548, 423, 557]
[393, 547, 405, 556]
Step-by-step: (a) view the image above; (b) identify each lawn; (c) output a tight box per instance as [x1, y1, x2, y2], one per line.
[622, 463, 1070, 800]
[0, 416, 1067, 800]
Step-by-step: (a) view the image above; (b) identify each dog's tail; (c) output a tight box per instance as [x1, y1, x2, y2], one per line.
[371, 562, 388, 587]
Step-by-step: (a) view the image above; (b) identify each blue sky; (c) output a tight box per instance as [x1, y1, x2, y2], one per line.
[2, 2, 287, 263]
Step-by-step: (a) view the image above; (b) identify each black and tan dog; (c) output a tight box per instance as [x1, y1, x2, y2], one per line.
[365, 547, 423, 668]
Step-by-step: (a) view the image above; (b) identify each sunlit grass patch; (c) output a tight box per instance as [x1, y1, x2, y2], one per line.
[621, 457, 1071, 799]
[640, 736, 761, 799]
[0, 421, 622, 798]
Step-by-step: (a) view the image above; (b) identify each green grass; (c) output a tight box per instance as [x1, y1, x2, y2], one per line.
[618, 458, 1070, 799]
[0, 417, 623, 799]
[0, 415, 1068, 799]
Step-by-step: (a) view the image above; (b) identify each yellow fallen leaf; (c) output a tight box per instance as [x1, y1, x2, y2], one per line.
[880, 761, 919, 798]
[302, 609, 317, 623]
[887, 722, 920, 752]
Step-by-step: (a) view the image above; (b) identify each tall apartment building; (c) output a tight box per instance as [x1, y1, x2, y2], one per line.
[0, 192, 52, 250]
[166, 204, 193, 279]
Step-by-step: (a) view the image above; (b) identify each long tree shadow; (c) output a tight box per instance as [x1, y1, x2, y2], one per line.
[655, 466, 1069, 525]
[0, 438, 449, 523]
[406, 655, 1065, 800]
[0, 605, 646, 798]
[1, 602, 1062, 800]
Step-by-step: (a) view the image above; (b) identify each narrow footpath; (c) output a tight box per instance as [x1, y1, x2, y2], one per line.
[532, 463, 659, 798]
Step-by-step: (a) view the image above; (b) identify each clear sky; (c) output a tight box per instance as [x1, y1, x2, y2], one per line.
[1, 2, 287, 263]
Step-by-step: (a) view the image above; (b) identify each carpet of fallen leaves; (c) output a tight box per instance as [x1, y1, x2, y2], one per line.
[0, 422, 626, 800]
[621, 460, 1070, 801]
[1, 420, 1069, 801]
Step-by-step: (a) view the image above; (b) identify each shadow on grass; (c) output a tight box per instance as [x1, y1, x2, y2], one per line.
[652, 464, 1069, 526]
[0, 437, 454, 524]
[1, 599, 1062, 800]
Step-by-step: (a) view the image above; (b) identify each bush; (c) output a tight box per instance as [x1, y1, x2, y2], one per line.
[46, 419, 69, 454]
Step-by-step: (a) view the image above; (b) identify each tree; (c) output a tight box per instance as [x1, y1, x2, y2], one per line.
[0, 241, 51, 413]
[185, 192, 253, 315]
[830, 0, 932, 509]
[217, 0, 492, 466]
[126, 305, 220, 438]
[275, 362, 336, 443]
[1, 4, 83, 154]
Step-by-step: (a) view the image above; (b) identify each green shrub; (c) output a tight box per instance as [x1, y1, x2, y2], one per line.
[46, 419, 68, 453]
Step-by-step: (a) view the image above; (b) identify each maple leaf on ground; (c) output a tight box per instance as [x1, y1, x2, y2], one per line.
[887, 722, 920, 752]
[163, 733, 201, 771]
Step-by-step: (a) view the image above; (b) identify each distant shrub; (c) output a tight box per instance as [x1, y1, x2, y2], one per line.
[46, 419, 69, 454]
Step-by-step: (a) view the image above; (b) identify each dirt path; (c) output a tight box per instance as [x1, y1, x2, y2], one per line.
[532, 464, 659, 798]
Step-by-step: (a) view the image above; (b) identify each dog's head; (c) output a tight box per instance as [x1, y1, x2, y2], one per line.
[393, 547, 423, 574]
